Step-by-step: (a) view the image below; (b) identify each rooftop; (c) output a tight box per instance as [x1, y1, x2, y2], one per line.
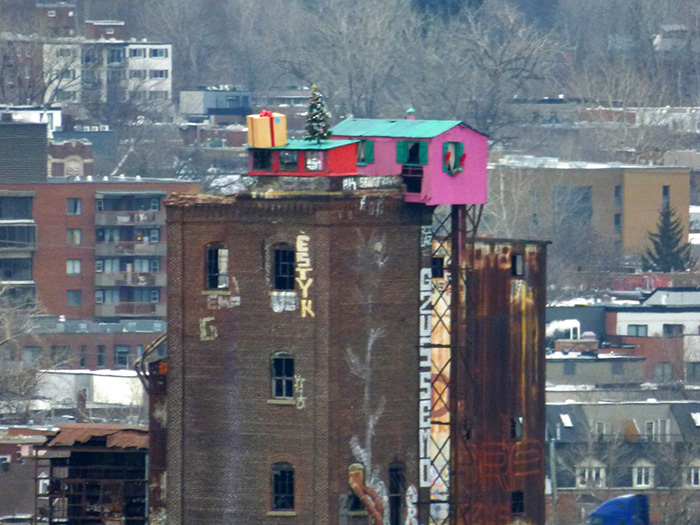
[332, 118, 464, 138]
[267, 138, 359, 151]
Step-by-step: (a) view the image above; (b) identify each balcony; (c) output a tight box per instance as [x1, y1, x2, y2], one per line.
[94, 272, 166, 287]
[95, 302, 166, 318]
[95, 242, 166, 257]
[95, 210, 166, 226]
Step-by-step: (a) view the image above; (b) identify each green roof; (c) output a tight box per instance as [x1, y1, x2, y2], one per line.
[265, 139, 359, 151]
[331, 118, 463, 139]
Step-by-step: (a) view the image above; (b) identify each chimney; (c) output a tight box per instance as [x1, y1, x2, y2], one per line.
[406, 107, 416, 120]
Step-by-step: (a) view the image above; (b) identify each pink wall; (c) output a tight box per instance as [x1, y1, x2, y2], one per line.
[335, 124, 487, 206]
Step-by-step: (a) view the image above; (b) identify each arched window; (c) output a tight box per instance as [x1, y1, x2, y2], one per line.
[272, 243, 295, 290]
[389, 463, 405, 525]
[272, 462, 294, 510]
[205, 243, 229, 289]
[271, 352, 294, 399]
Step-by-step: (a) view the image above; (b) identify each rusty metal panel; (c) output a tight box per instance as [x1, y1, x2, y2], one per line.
[452, 239, 547, 524]
[46, 423, 148, 449]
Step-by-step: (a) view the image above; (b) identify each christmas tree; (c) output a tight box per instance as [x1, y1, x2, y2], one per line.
[641, 203, 695, 272]
[304, 85, 332, 143]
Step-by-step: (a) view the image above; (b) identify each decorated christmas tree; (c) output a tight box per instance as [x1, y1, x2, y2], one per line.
[304, 85, 332, 143]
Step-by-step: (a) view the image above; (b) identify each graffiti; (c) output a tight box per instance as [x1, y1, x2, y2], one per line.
[405, 485, 418, 525]
[199, 317, 217, 341]
[206, 294, 241, 309]
[294, 374, 306, 410]
[271, 291, 298, 312]
[421, 226, 433, 248]
[461, 440, 543, 492]
[296, 234, 314, 318]
[418, 267, 433, 488]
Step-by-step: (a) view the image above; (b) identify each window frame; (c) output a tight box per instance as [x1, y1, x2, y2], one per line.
[67, 228, 82, 246]
[66, 290, 81, 306]
[357, 140, 374, 165]
[205, 243, 229, 290]
[272, 244, 295, 291]
[271, 351, 295, 400]
[627, 324, 648, 337]
[66, 259, 81, 275]
[632, 464, 654, 488]
[114, 345, 130, 369]
[66, 198, 82, 215]
[271, 462, 294, 511]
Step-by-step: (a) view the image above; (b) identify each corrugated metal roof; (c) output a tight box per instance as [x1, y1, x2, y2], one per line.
[268, 138, 358, 151]
[331, 118, 462, 138]
[46, 423, 148, 449]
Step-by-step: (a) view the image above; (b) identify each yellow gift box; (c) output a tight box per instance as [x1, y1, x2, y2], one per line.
[246, 111, 288, 148]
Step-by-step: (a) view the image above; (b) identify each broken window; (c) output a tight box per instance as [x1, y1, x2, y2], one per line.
[205, 243, 229, 290]
[272, 463, 294, 510]
[271, 352, 294, 399]
[511, 417, 523, 439]
[389, 464, 405, 525]
[253, 150, 272, 171]
[397, 141, 428, 166]
[273, 244, 295, 290]
[511, 491, 524, 514]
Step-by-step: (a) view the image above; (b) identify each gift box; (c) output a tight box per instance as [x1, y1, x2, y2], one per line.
[246, 111, 287, 148]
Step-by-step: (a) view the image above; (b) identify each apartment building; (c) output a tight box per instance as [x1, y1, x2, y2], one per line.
[488, 156, 690, 256]
[0, 177, 198, 320]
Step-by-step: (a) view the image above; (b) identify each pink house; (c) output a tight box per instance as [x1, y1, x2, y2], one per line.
[331, 118, 487, 206]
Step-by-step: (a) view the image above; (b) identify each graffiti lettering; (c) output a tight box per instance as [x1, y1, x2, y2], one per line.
[405, 485, 418, 525]
[206, 294, 241, 309]
[294, 374, 306, 410]
[296, 234, 314, 318]
[460, 440, 543, 492]
[199, 317, 217, 341]
[418, 267, 433, 488]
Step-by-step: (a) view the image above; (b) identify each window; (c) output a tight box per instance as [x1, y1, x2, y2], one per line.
[389, 464, 405, 525]
[627, 324, 648, 337]
[107, 69, 125, 82]
[511, 254, 524, 277]
[686, 466, 700, 487]
[357, 140, 374, 165]
[55, 90, 76, 102]
[633, 464, 654, 488]
[273, 244, 295, 290]
[0, 197, 32, 219]
[278, 150, 298, 171]
[663, 323, 683, 337]
[97, 345, 106, 367]
[654, 362, 673, 382]
[0, 258, 32, 281]
[397, 141, 428, 165]
[66, 198, 82, 215]
[47, 10, 56, 17]
[206, 243, 229, 289]
[305, 151, 323, 171]
[431, 257, 444, 279]
[134, 288, 159, 302]
[149, 69, 169, 79]
[129, 48, 146, 58]
[67, 229, 82, 245]
[67, 290, 81, 306]
[645, 421, 656, 441]
[595, 421, 606, 437]
[611, 361, 624, 375]
[563, 361, 576, 375]
[442, 141, 464, 174]
[511, 491, 524, 514]
[150, 259, 161, 272]
[66, 259, 81, 275]
[82, 70, 100, 85]
[271, 352, 294, 399]
[114, 345, 130, 369]
[253, 150, 272, 170]
[57, 48, 74, 58]
[106, 28, 114, 35]
[148, 91, 168, 100]
[614, 185, 622, 207]
[150, 198, 160, 211]
[576, 466, 605, 488]
[95, 289, 120, 303]
[107, 48, 124, 63]
[511, 416, 523, 439]
[149, 48, 169, 58]
[0, 225, 35, 248]
[22, 346, 41, 367]
[687, 362, 700, 382]
[129, 69, 146, 79]
[663, 185, 670, 206]
[51, 345, 70, 367]
[272, 463, 294, 510]
[61, 69, 75, 80]
[614, 213, 622, 234]
[96, 259, 119, 273]
[79, 345, 87, 368]
[96, 228, 120, 242]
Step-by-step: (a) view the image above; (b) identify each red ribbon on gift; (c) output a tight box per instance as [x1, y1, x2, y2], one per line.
[259, 110, 275, 146]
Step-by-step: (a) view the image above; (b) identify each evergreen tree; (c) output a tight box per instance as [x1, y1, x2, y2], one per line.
[304, 85, 332, 144]
[641, 203, 695, 272]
